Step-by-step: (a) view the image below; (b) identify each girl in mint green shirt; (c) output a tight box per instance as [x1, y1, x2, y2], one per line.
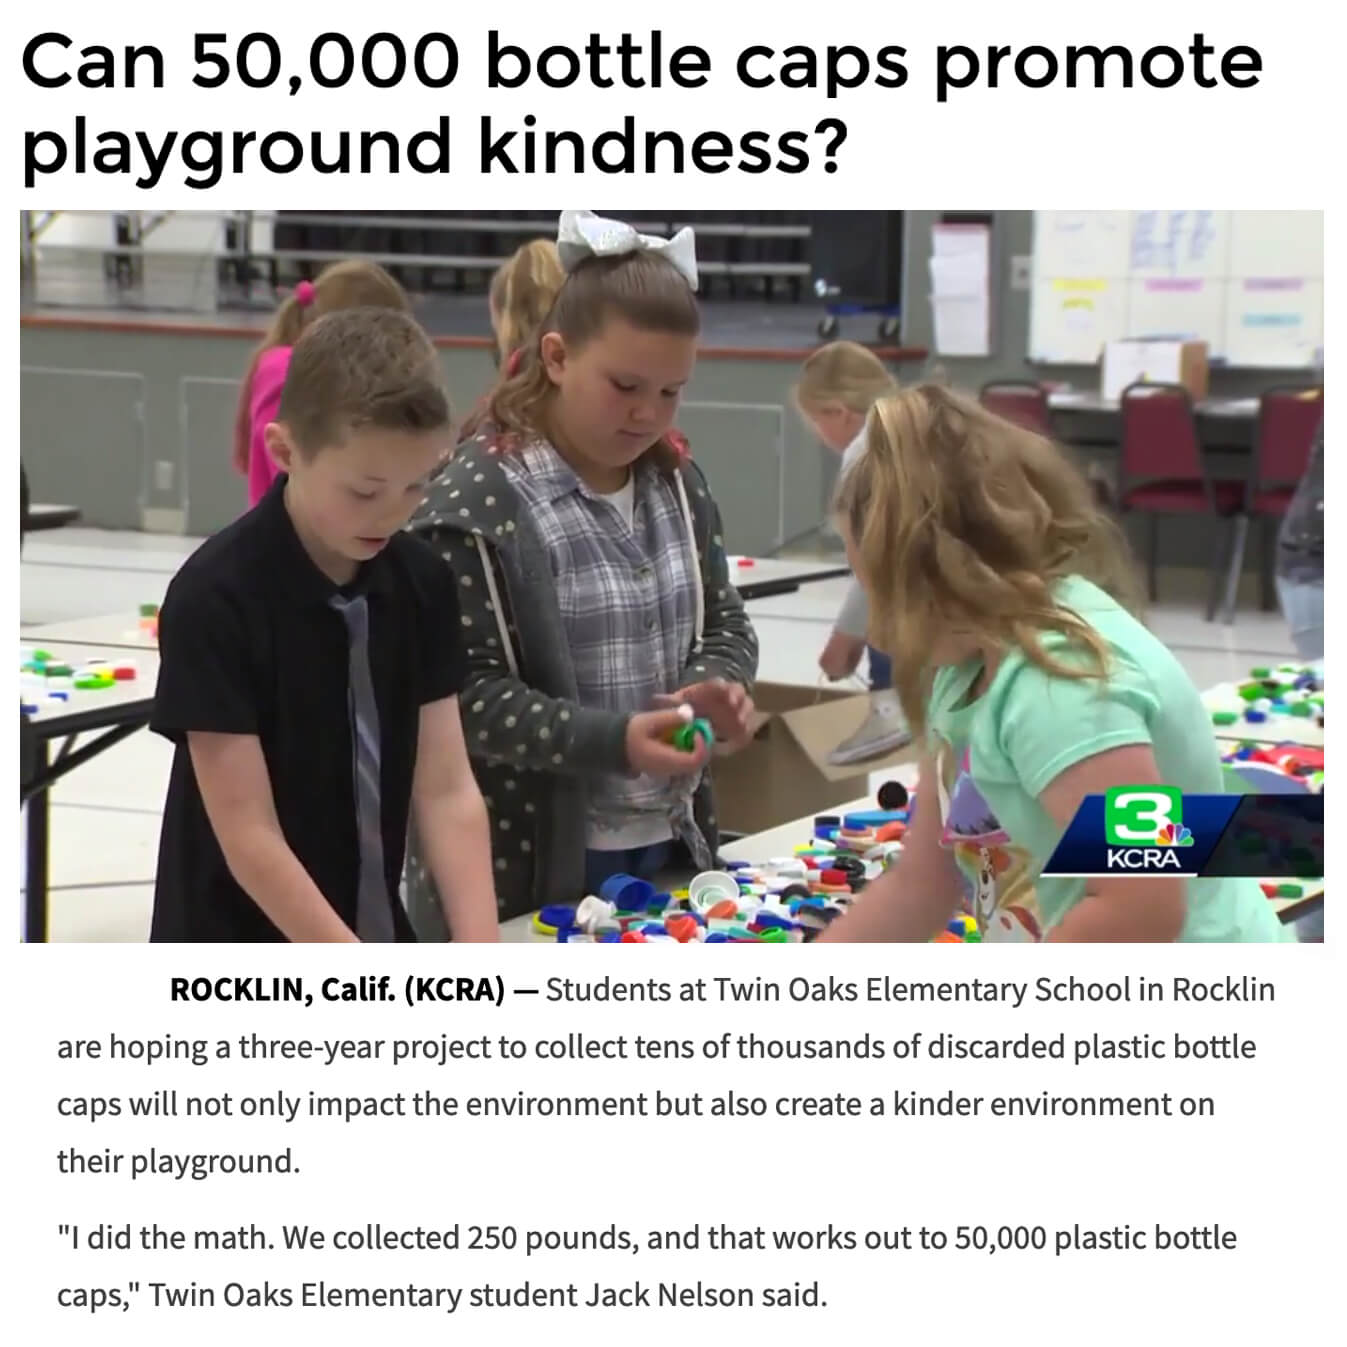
[819, 384, 1292, 944]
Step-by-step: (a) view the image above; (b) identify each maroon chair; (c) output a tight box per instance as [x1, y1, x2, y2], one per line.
[1243, 386, 1324, 609]
[1116, 382, 1246, 619]
[979, 380, 1054, 436]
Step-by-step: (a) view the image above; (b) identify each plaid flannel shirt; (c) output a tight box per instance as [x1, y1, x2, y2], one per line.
[501, 441, 700, 841]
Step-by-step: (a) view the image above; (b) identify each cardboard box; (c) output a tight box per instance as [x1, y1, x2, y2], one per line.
[709, 682, 917, 839]
[1102, 339, 1209, 402]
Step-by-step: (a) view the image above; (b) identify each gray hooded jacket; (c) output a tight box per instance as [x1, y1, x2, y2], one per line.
[403, 429, 759, 931]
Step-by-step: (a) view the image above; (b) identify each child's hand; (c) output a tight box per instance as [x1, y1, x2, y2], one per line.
[626, 708, 712, 778]
[656, 679, 754, 747]
[819, 631, 866, 681]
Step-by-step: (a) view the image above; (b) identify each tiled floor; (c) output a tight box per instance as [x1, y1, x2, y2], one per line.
[21, 527, 1311, 942]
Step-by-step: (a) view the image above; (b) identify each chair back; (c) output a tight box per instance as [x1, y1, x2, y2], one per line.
[1118, 382, 1205, 488]
[1254, 385, 1323, 491]
[979, 381, 1054, 436]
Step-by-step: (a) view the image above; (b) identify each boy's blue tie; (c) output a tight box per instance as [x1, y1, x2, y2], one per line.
[330, 594, 395, 943]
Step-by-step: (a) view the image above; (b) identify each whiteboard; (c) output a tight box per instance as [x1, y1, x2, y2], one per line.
[1029, 211, 1323, 368]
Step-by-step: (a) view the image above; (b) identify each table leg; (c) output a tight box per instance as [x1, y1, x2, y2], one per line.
[1221, 515, 1250, 626]
[25, 739, 50, 943]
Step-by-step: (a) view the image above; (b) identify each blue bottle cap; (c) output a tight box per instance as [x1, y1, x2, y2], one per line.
[843, 810, 907, 830]
[600, 873, 658, 910]
[540, 905, 578, 930]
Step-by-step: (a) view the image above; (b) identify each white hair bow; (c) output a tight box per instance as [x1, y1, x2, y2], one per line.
[556, 210, 698, 289]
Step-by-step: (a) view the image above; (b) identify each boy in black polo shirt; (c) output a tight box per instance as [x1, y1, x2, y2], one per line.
[150, 308, 498, 942]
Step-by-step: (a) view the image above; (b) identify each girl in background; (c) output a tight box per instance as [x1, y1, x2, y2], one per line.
[818, 384, 1289, 943]
[793, 341, 910, 764]
[487, 239, 565, 368]
[405, 211, 758, 927]
[1274, 417, 1323, 941]
[231, 260, 410, 508]
[458, 240, 568, 445]
[1275, 419, 1324, 662]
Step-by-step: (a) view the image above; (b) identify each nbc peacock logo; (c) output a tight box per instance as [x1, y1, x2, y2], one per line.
[1155, 821, 1194, 848]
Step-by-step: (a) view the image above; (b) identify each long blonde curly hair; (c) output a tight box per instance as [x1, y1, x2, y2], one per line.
[833, 382, 1144, 738]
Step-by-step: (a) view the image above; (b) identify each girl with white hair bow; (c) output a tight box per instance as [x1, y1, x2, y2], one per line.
[404, 211, 760, 930]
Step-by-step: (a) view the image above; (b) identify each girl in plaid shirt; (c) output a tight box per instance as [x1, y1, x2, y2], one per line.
[405, 212, 759, 928]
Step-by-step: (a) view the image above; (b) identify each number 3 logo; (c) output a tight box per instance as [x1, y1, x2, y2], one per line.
[1105, 786, 1181, 844]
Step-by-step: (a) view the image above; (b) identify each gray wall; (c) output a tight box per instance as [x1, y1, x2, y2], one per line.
[899, 210, 1305, 397]
[899, 210, 1312, 576]
[19, 325, 843, 555]
[22, 216, 1315, 577]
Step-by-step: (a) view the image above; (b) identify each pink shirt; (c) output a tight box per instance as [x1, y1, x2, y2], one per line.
[247, 346, 292, 507]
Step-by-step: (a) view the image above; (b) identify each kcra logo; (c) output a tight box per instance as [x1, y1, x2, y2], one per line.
[1104, 787, 1193, 871]
[1105, 847, 1184, 870]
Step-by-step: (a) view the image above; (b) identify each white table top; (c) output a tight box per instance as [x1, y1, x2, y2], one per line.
[21, 562, 851, 649]
[22, 613, 158, 652]
[728, 556, 850, 591]
[1203, 681, 1323, 747]
[718, 794, 895, 865]
[1048, 390, 1259, 418]
[495, 734, 1321, 937]
[20, 641, 158, 729]
[498, 767, 920, 943]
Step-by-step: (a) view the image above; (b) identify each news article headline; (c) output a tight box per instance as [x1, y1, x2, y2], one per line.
[20, 30, 1263, 187]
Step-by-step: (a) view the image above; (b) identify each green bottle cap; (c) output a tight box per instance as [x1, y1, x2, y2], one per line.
[673, 718, 715, 751]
